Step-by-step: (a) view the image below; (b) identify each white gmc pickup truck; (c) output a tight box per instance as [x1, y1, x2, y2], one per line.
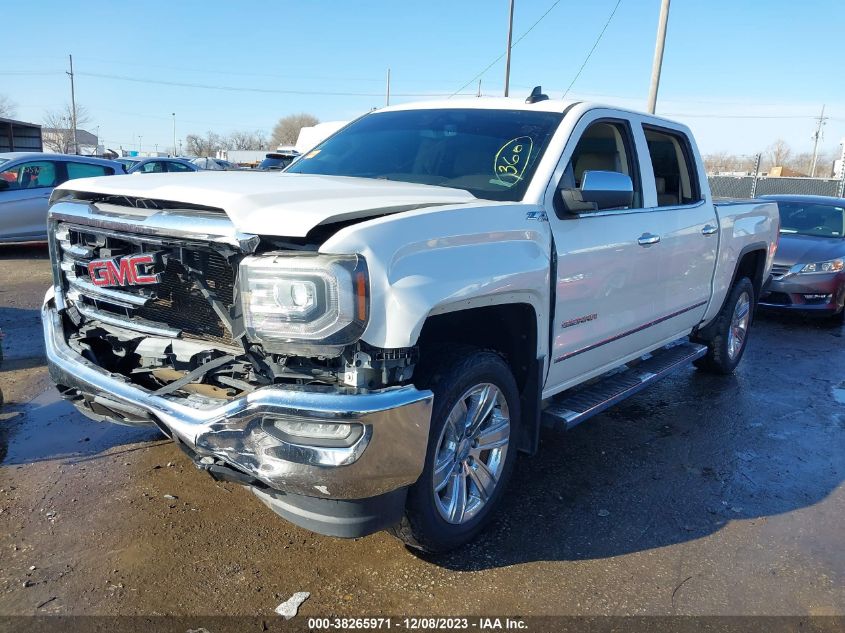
[41, 93, 779, 552]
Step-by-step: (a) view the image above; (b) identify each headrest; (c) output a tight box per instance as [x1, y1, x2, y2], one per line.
[655, 177, 666, 194]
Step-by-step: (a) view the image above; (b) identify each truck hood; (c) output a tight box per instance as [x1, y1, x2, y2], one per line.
[774, 233, 845, 267]
[57, 171, 477, 237]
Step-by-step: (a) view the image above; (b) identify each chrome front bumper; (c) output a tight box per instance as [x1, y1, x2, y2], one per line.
[42, 293, 433, 500]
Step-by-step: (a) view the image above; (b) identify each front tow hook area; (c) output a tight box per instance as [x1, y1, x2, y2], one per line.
[175, 436, 408, 539]
[175, 438, 269, 489]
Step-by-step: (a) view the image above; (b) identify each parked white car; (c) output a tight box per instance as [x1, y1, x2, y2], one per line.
[41, 93, 778, 551]
[0, 153, 121, 242]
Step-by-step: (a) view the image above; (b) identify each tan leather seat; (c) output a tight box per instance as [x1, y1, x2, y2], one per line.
[655, 177, 679, 206]
[574, 153, 619, 186]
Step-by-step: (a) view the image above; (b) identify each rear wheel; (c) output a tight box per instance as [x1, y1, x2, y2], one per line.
[390, 348, 520, 553]
[694, 277, 754, 374]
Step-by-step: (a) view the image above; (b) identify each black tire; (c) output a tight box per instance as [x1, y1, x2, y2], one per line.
[693, 277, 755, 374]
[390, 347, 521, 553]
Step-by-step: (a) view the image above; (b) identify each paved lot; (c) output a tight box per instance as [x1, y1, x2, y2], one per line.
[0, 244, 843, 617]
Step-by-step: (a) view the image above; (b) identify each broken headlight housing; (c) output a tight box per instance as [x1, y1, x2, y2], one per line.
[239, 253, 368, 353]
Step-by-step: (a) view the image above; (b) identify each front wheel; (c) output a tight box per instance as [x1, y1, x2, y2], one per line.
[693, 277, 755, 374]
[390, 349, 520, 553]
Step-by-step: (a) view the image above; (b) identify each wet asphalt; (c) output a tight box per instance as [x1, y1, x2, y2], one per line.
[0, 244, 842, 617]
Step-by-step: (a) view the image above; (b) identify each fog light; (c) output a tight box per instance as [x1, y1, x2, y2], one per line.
[261, 416, 363, 447]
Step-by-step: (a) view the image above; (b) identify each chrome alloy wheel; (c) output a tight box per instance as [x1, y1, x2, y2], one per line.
[728, 291, 751, 360]
[432, 383, 511, 525]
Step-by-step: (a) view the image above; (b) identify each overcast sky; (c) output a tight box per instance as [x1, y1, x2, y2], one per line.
[3, 0, 843, 159]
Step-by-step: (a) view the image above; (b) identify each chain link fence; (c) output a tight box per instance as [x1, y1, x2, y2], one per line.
[709, 175, 845, 199]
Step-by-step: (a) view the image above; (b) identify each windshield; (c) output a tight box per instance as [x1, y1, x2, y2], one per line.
[287, 108, 563, 201]
[778, 201, 845, 238]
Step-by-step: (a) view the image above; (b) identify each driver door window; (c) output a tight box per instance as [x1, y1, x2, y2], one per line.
[0, 161, 59, 190]
[558, 120, 642, 210]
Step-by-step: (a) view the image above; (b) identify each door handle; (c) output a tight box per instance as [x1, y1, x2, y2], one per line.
[637, 233, 660, 246]
[701, 224, 718, 235]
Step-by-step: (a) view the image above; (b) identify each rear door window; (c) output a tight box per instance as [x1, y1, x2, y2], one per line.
[67, 162, 113, 179]
[138, 161, 166, 173]
[166, 161, 193, 172]
[643, 126, 701, 207]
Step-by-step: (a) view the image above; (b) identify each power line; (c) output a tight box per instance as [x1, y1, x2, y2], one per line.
[75, 71, 475, 98]
[663, 113, 824, 119]
[449, 0, 564, 98]
[561, 0, 623, 100]
[0, 71, 64, 76]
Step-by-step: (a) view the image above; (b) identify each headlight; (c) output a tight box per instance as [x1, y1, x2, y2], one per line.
[239, 253, 368, 351]
[798, 259, 844, 274]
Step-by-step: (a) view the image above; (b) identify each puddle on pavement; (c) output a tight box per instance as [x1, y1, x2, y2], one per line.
[1, 388, 162, 466]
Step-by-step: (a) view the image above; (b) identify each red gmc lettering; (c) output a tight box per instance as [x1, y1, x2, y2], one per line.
[126, 255, 157, 284]
[87, 255, 159, 287]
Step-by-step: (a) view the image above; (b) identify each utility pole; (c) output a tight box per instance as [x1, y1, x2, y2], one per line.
[504, 0, 515, 97]
[385, 68, 391, 107]
[647, 0, 671, 114]
[810, 104, 827, 177]
[172, 113, 177, 156]
[67, 54, 79, 154]
[138, 136, 142, 153]
[477, 79, 482, 97]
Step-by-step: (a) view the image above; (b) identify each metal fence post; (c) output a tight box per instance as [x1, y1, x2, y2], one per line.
[750, 153, 761, 198]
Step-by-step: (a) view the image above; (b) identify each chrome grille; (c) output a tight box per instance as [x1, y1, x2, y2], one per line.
[55, 223, 239, 348]
[770, 263, 792, 279]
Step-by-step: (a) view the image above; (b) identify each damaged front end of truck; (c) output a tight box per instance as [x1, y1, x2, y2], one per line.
[41, 189, 432, 537]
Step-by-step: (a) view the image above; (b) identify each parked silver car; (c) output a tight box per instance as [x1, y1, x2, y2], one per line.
[0, 153, 122, 243]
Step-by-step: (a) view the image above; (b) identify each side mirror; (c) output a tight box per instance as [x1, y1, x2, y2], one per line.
[560, 170, 633, 213]
[0, 180, 9, 191]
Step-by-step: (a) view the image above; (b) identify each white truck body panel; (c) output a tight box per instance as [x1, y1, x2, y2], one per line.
[321, 201, 552, 354]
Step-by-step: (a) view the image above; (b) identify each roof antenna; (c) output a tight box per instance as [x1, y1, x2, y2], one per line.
[525, 86, 549, 104]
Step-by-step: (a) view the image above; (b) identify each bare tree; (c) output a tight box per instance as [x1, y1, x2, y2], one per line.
[43, 104, 92, 153]
[225, 130, 268, 151]
[703, 152, 760, 175]
[798, 149, 837, 178]
[185, 131, 224, 157]
[765, 139, 792, 169]
[703, 151, 732, 174]
[0, 94, 17, 119]
[271, 113, 319, 148]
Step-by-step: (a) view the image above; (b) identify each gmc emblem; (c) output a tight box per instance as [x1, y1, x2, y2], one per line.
[87, 254, 161, 287]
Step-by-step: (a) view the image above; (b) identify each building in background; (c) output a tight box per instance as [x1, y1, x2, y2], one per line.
[41, 128, 99, 155]
[0, 117, 43, 153]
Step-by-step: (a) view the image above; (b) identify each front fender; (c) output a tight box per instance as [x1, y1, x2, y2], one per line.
[320, 202, 552, 351]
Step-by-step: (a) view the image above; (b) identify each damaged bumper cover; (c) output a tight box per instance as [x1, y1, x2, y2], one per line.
[42, 291, 433, 505]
